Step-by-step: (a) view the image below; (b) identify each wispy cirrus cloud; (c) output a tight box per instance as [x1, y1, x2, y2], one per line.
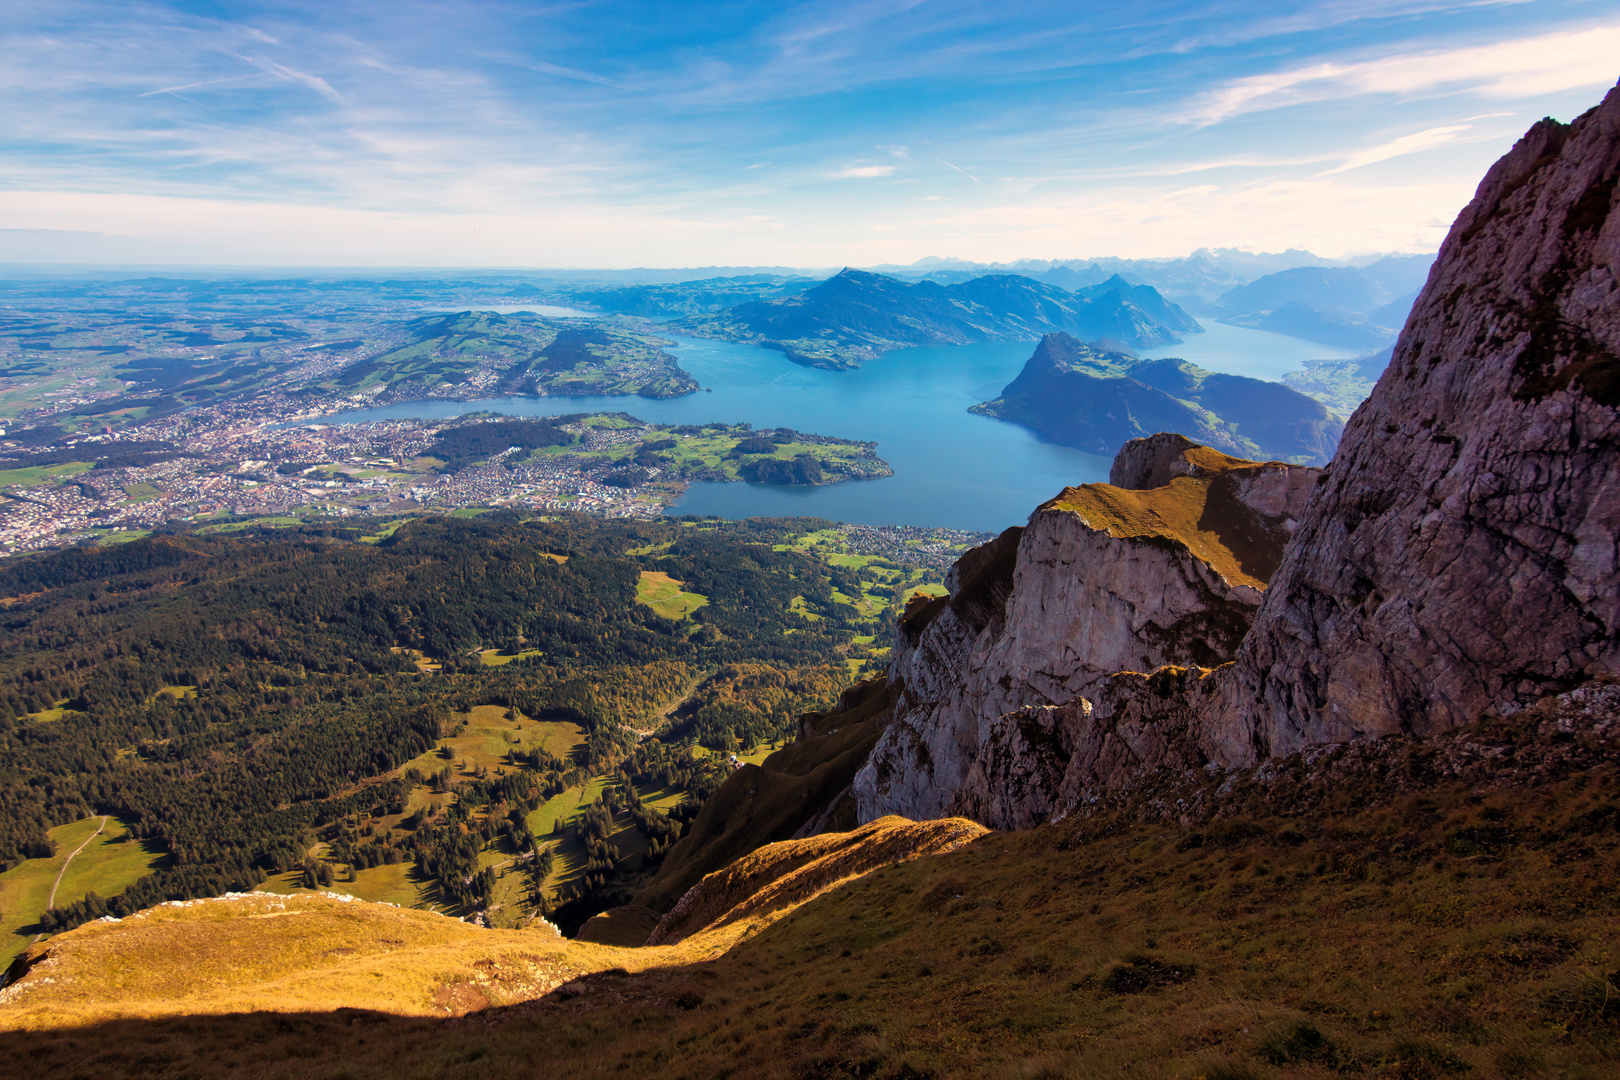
[1, 0, 1615, 265]
[1185, 23, 1620, 125]
[1313, 124, 1474, 176]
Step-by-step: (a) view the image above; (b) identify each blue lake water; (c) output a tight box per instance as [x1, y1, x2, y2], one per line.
[317, 325, 1347, 533]
[1137, 320, 1361, 381]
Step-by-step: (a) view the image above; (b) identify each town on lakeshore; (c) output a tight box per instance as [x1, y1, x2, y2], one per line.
[0, 280, 981, 557]
[0, 392, 961, 555]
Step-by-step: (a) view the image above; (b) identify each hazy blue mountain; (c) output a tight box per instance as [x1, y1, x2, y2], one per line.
[1210, 261, 1435, 349]
[1215, 266, 1380, 315]
[1368, 288, 1422, 330]
[1032, 263, 1127, 291]
[1356, 253, 1437, 302]
[1238, 300, 1394, 350]
[668, 268, 1202, 369]
[971, 332, 1342, 464]
[563, 276, 817, 318]
[1074, 274, 1204, 334]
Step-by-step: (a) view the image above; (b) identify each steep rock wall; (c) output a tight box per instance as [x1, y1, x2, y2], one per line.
[853, 445, 1318, 824]
[887, 85, 1620, 832]
[1201, 84, 1620, 762]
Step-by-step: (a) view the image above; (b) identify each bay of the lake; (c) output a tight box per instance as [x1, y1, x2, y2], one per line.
[318, 323, 1354, 533]
[1137, 320, 1362, 380]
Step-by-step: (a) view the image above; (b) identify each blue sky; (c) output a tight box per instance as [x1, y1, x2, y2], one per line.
[1, 0, 1616, 267]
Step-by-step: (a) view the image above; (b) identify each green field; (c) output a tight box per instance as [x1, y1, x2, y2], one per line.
[152, 685, 197, 701]
[0, 816, 164, 969]
[636, 571, 709, 619]
[399, 705, 586, 780]
[476, 647, 544, 666]
[95, 527, 152, 545]
[25, 698, 80, 723]
[259, 859, 429, 909]
[0, 461, 92, 488]
[123, 482, 161, 501]
[358, 518, 412, 543]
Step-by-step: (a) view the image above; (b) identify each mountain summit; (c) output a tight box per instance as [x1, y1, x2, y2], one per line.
[973, 332, 1343, 464]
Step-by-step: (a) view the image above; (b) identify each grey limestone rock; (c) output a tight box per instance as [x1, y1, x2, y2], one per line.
[853, 444, 1318, 827]
[860, 85, 1620, 830]
[1202, 83, 1620, 761]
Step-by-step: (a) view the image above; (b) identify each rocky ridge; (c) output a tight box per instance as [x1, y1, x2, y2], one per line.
[1200, 89, 1620, 760]
[972, 332, 1344, 464]
[857, 84, 1620, 832]
[853, 437, 1319, 826]
[669, 268, 1201, 369]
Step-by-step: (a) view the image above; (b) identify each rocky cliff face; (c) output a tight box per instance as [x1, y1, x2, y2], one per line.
[853, 440, 1319, 825]
[860, 84, 1620, 832]
[1202, 84, 1620, 761]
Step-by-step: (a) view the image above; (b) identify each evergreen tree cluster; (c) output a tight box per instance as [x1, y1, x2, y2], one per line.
[1, 512, 870, 931]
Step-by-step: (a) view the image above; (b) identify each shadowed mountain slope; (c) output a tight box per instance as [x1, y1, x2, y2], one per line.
[972, 332, 1343, 464]
[1, 686, 1615, 1079]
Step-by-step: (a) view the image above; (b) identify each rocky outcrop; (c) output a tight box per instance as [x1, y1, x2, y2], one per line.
[1109, 432, 1203, 488]
[861, 83, 1620, 832]
[853, 440, 1319, 825]
[1199, 83, 1620, 761]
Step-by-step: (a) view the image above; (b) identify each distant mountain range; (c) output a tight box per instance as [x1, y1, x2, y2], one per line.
[663, 268, 1202, 369]
[548, 251, 1434, 358]
[1207, 257, 1433, 350]
[972, 332, 1343, 464]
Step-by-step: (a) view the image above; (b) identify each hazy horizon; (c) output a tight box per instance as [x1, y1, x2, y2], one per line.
[0, 246, 1426, 277]
[3, 2, 1616, 268]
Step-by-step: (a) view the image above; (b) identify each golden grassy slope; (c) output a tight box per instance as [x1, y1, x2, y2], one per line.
[2, 755, 1615, 1079]
[646, 815, 987, 945]
[0, 814, 981, 1032]
[629, 675, 896, 917]
[1042, 449, 1292, 590]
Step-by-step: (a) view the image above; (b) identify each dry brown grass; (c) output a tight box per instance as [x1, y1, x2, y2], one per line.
[647, 815, 987, 945]
[1042, 448, 1294, 589]
[0, 814, 978, 1031]
[2, 764, 1616, 1080]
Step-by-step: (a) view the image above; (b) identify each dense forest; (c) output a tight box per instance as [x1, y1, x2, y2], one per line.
[0, 512, 890, 932]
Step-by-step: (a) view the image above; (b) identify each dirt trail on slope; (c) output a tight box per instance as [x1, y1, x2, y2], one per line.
[31, 816, 109, 946]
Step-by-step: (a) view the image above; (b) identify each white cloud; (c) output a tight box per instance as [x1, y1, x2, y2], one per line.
[1314, 124, 1473, 176]
[231, 53, 347, 105]
[0, 165, 1472, 268]
[1187, 24, 1620, 125]
[934, 157, 979, 182]
[828, 164, 895, 178]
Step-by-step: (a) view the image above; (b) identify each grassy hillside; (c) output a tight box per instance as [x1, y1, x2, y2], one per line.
[2, 690, 1615, 1079]
[0, 816, 163, 970]
[309, 311, 699, 400]
[0, 515, 914, 953]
